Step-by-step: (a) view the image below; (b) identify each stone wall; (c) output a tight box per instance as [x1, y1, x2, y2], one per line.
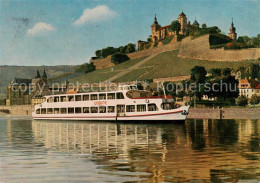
[0, 105, 34, 115]
[188, 108, 260, 119]
[178, 34, 260, 61]
[91, 42, 181, 70]
[153, 75, 190, 83]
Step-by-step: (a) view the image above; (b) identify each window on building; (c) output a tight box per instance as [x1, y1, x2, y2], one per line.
[99, 106, 106, 113]
[68, 96, 74, 102]
[91, 94, 98, 100]
[47, 108, 53, 114]
[75, 95, 82, 101]
[126, 105, 135, 112]
[83, 95, 89, 101]
[60, 96, 66, 102]
[116, 92, 124, 99]
[99, 93, 106, 100]
[108, 106, 115, 113]
[41, 108, 46, 114]
[83, 107, 90, 113]
[18, 89, 22, 98]
[36, 109, 40, 114]
[54, 108, 60, 114]
[54, 96, 59, 102]
[107, 93, 115, 99]
[61, 108, 67, 114]
[161, 103, 174, 110]
[148, 104, 158, 111]
[75, 107, 82, 113]
[137, 105, 146, 112]
[47, 97, 53, 103]
[68, 107, 74, 114]
[91, 107, 98, 113]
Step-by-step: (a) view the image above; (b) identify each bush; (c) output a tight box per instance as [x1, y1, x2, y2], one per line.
[76, 62, 96, 73]
[111, 53, 130, 65]
[250, 94, 260, 105]
[162, 36, 174, 45]
[224, 42, 243, 49]
[236, 95, 248, 106]
[145, 43, 152, 49]
[209, 33, 232, 46]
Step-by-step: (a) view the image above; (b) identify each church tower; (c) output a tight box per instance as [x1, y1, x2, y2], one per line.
[151, 14, 161, 42]
[35, 69, 41, 78]
[228, 19, 237, 41]
[178, 11, 187, 35]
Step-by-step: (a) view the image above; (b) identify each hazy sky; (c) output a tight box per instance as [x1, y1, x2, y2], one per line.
[0, 0, 259, 66]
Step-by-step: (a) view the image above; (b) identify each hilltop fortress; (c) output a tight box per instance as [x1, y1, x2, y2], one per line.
[90, 11, 259, 70]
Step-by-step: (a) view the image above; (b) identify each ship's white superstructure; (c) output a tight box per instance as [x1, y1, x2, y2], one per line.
[32, 85, 189, 121]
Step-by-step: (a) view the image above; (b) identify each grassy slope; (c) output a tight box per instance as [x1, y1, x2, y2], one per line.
[66, 57, 148, 84]
[56, 50, 255, 84]
[116, 50, 255, 81]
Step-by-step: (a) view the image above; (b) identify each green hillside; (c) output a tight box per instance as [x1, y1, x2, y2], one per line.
[64, 57, 148, 84]
[118, 50, 254, 81]
[63, 50, 255, 84]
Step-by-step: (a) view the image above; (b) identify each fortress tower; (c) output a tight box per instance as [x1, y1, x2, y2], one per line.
[151, 14, 161, 42]
[178, 11, 188, 35]
[228, 19, 237, 41]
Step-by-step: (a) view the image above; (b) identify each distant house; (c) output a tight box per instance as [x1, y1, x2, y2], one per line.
[5, 70, 66, 106]
[238, 78, 259, 98]
[255, 83, 260, 96]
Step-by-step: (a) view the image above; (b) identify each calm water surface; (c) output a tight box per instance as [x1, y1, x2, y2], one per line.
[0, 116, 259, 183]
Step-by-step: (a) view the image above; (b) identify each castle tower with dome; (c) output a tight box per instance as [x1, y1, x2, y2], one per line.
[178, 11, 188, 35]
[228, 19, 237, 41]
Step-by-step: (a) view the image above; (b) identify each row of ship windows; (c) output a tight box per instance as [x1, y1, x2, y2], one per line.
[36, 104, 159, 114]
[47, 93, 124, 103]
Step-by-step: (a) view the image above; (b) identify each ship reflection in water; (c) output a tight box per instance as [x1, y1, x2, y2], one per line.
[1, 118, 260, 182]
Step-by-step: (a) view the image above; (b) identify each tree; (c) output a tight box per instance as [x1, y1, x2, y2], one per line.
[209, 68, 221, 77]
[126, 43, 136, 53]
[190, 66, 207, 100]
[249, 63, 260, 79]
[101, 47, 117, 58]
[202, 24, 207, 29]
[190, 66, 207, 83]
[95, 50, 102, 58]
[237, 36, 245, 43]
[119, 46, 126, 53]
[222, 68, 231, 76]
[169, 20, 181, 34]
[250, 94, 260, 105]
[111, 53, 130, 65]
[76, 62, 96, 73]
[236, 95, 248, 106]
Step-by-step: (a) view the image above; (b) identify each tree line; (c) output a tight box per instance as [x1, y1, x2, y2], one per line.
[95, 43, 136, 58]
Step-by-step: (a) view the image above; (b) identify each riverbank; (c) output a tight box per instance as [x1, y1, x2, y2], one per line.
[1, 105, 259, 120]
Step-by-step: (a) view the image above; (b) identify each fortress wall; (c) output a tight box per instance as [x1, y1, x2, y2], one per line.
[91, 42, 181, 70]
[188, 108, 260, 119]
[178, 34, 260, 61]
[89, 56, 114, 70]
[0, 105, 34, 115]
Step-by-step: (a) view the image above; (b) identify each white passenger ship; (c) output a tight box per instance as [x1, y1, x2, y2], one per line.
[32, 85, 189, 121]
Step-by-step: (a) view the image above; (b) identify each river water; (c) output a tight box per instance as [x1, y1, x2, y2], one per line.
[0, 116, 259, 183]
